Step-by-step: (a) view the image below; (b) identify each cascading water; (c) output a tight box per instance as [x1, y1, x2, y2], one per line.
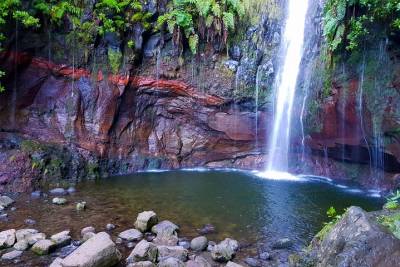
[260, 0, 310, 179]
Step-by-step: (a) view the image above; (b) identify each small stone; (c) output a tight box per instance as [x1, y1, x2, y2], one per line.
[52, 197, 67, 205]
[259, 252, 271, 260]
[31, 191, 41, 198]
[67, 187, 76, 194]
[210, 238, 239, 262]
[49, 188, 67, 195]
[134, 211, 158, 232]
[226, 262, 243, 267]
[24, 218, 36, 225]
[244, 257, 261, 267]
[186, 255, 212, 267]
[190, 236, 208, 251]
[0, 195, 14, 207]
[10, 207, 16, 211]
[272, 238, 292, 249]
[144, 232, 156, 242]
[51, 230, 71, 247]
[198, 224, 215, 235]
[126, 240, 157, 263]
[76, 201, 86, 211]
[14, 240, 29, 251]
[115, 237, 123, 244]
[81, 226, 95, 237]
[31, 239, 56, 255]
[1, 250, 23, 260]
[119, 229, 143, 241]
[207, 241, 216, 252]
[178, 240, 190, 250]
[106, 223, 116, 231]
[0, 229, 16, 248]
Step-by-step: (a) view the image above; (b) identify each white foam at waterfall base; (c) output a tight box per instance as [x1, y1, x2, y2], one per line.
[265, 0, 310, 174]
[256, 170, 307, 181]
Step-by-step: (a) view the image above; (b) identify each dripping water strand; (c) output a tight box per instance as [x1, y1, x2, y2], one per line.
[255, 66, 261, 149]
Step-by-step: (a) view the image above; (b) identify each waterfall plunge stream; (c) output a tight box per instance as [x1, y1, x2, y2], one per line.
[260, 0, 309, 180]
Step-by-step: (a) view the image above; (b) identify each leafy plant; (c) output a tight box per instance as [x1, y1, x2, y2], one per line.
[315, 207, 344, 241]
[157, 0, 246, 54]
[323, 0, 400, 54]
[383, 190, 400, 210]
[377, 212, 400, 239]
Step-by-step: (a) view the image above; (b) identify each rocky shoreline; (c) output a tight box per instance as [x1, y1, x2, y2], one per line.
[0, 189, 297, 267]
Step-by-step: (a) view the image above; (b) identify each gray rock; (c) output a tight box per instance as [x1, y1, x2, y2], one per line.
[51, 230, 71, 247]
[119, 229, 143, 241]
[76, 201, 86, 211]
[127, 261, 156, 267]
[244, 257, 261, 267]
[49, 257, 63, 267]
[60, 232, 121, 267]
[0, 195, 14, 207]
[115, 237, 123, 244]
[0, 229, 16, 248]
[259, 252, 271, 260]
[157, 245, 188, 261]
[31, 239, 56, 255]
[67, 187, 76, 194]
[16, 229, 38, 242]
[135, 211, 158, 232]
[126, 240, 158, 263]
[186, 255, 212, 267]
[178, 240, 190, 249]
[157, 257, 185, 267]
[152, 220, 179, 246]
[272, 238, 292, 249]
[13, 240, 29, 251]
[1, 250, 23, 260]
[190, 236, 208, 251]
[81, 226, 96, 237]
[210, 238, 239, 262]
[24, 218, 36, 225]
[226, 262, 243, 267]
[207, 241, 216, 252]
[198, 224, 215, 235]
[52, 197, 67, 205]
[31, 191, 42, 198]
[106, 223, 116, 231]
[306, 206, 400, 267]
[82, 232, 96, 242]
[49, 188, 67, 195]
[27, 232, 46, 245]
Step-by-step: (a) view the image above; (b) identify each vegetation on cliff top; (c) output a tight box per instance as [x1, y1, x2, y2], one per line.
[324, 0, 400, 54]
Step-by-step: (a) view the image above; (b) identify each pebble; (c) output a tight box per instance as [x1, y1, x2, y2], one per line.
[198, 224, 216, 235]
[81, 226, 95, 237]
[106, 223, 116, 231]
[49, 188, 67, 196]
[259, 252, 271, 260]
[76, 202, 86, 211]
[67, 187, 76, 194]
[31, 191, 41, 198]
[24, 218, 36, 225]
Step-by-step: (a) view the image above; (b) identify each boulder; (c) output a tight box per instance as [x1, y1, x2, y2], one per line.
[119, 229, 143, 241]
[210, 238, 239, 262]
[127, 261, 156, 267]
[135, 211, 158, 232]
[190, 236, 207, 251]
[306, 206, 400, 267]
[82, 232, 96, 242]
[51, 230, 71, 247]
[0, 229, 16, 248]
[157, 245, 188, 262]
[60, 232, 121, 267]
[49, 257, 63, 267]
[157, 257, 185, 267]
[0, 195, 14, 207]
[126, 240, 158, 263]
[31, 239, 56, 255]
[152, 221, 179, 246]
[185, 255, 212, 267]
[1, 250, 23, 260]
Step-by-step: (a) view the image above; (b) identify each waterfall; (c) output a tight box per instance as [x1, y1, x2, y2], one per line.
[261, 0, 309, 178]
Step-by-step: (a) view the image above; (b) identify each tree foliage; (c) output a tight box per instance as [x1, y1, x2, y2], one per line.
[157, 0, 246, 54]
[324, 0, 400, 53]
